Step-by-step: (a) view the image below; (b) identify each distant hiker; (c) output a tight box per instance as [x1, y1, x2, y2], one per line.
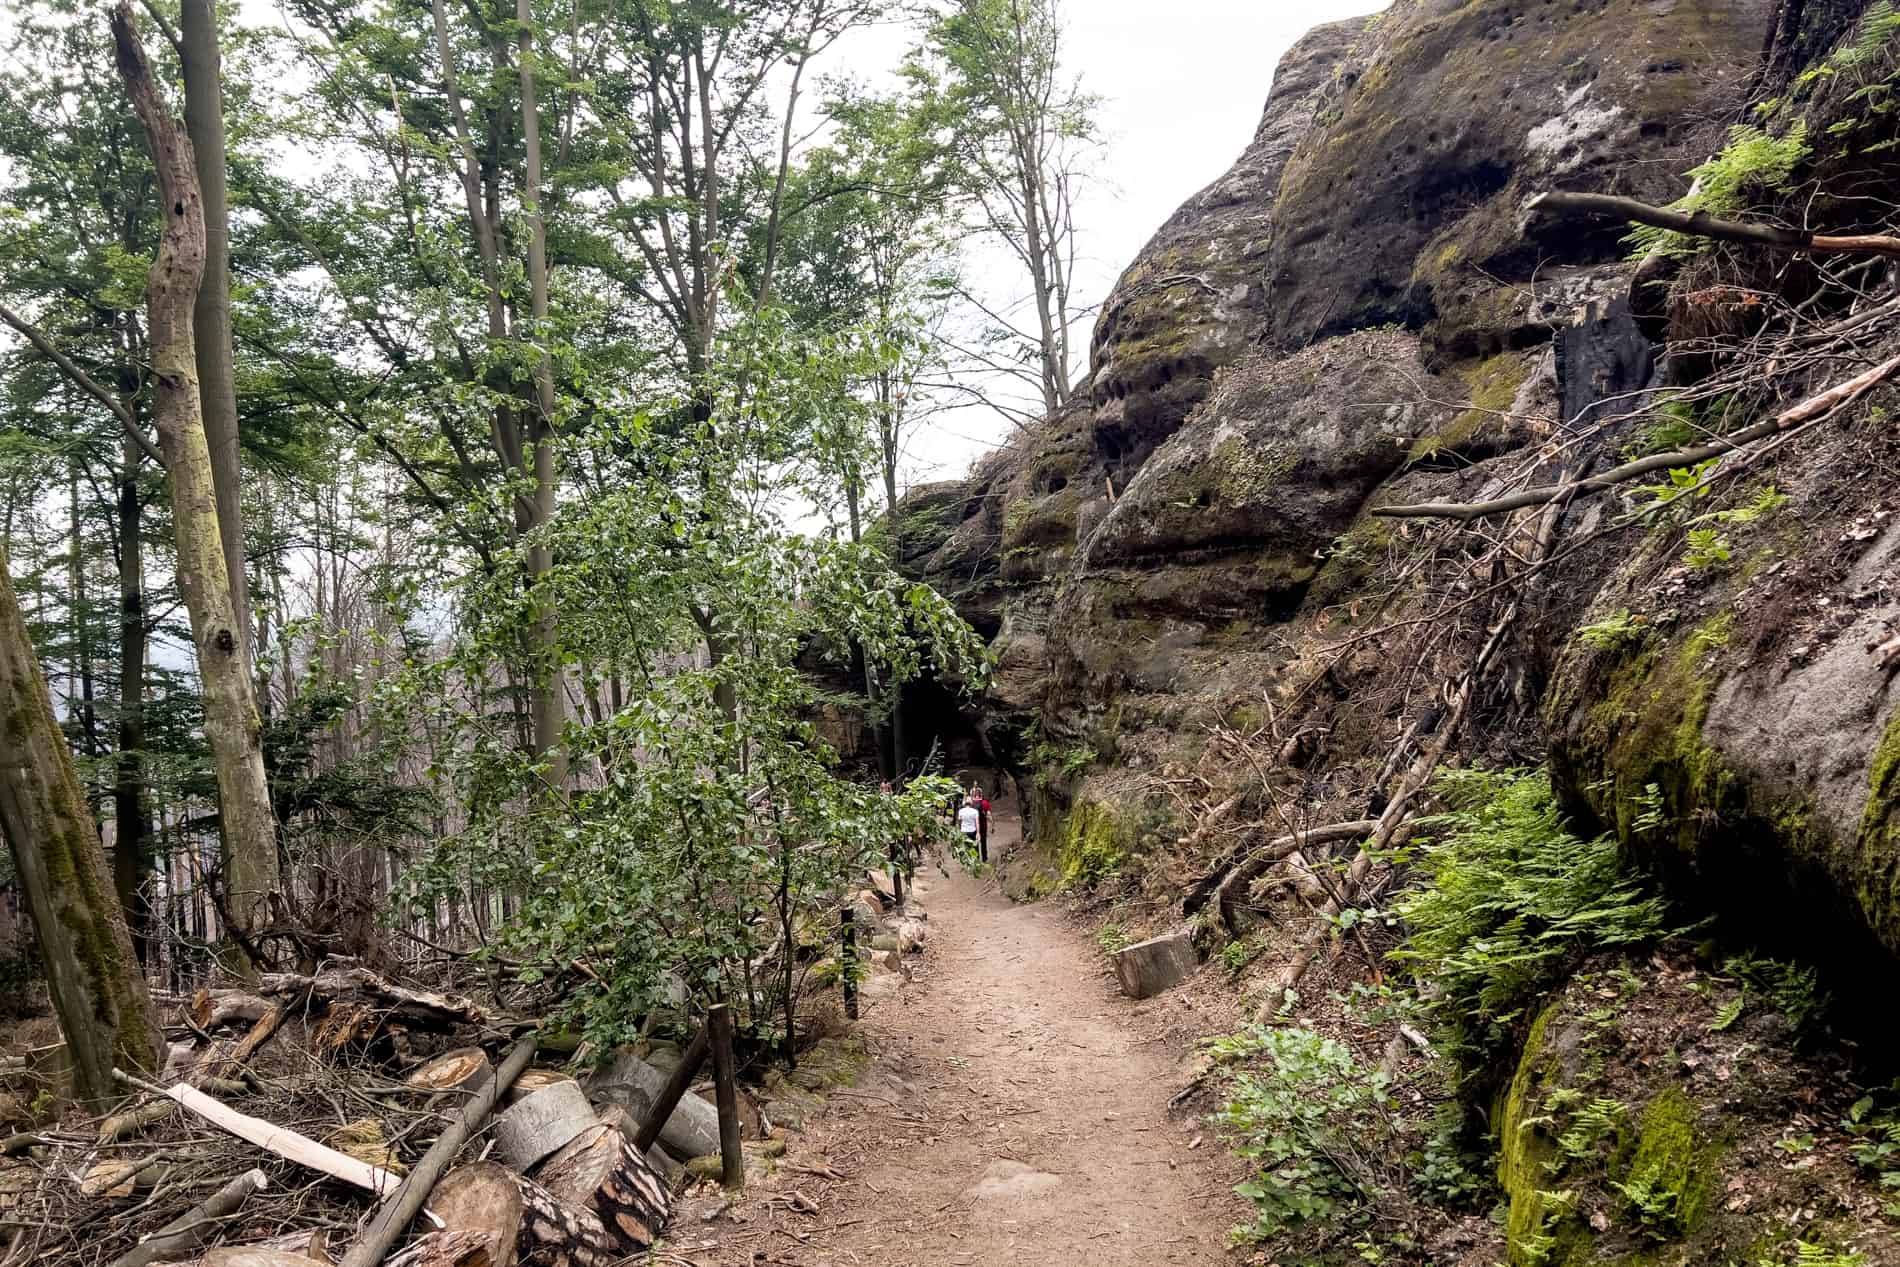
[957, 797, 981, 855]
[970, 785, 992, 861]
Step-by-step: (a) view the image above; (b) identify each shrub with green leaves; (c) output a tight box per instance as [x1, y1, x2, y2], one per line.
[1390, 767, 1672, 1071]
[1209, 1025, 1399, 1241]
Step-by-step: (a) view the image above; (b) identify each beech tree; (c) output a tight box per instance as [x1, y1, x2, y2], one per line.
[0, 543, 159, 1102]
[113, 0, 280, 971]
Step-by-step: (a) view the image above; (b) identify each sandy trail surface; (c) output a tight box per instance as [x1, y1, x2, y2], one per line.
[681, 813, 1241, 1265]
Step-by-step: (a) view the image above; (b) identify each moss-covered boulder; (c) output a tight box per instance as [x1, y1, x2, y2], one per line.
[1496, 959, 1896, 1265]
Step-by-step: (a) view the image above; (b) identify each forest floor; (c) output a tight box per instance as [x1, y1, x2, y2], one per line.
[668, 812, 1247, 1265]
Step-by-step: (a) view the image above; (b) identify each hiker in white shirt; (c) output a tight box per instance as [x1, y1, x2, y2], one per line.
[957, 798, 981, 849]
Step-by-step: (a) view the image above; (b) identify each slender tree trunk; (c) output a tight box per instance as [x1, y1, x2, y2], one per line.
[843, 480, 892, 780]
[113, 0, 279, 978]
[70, 472, 100, 757]
[877, 434, 908, 777]
[518, 0, 565, 782]
[114, 433, 152, 965]
[0, 543, 161, 1103]
[179, 0, 250, 668]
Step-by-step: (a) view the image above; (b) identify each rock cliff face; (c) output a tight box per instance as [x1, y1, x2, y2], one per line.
[897, 1, 1900, 1260]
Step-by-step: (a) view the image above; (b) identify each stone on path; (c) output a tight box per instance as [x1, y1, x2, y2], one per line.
[964, 1159, 1061, 1201]
[1112, 930, 1198, 999]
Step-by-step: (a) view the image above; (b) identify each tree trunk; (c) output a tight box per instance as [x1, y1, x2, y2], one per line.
[429, 1161, 623, 1267]
[113, 432, 151, 964]
[180, 0, 251, 669]
[516, 0, 566, 785]
[0, 543, 161, 1103]
[112, 0, 279, 975]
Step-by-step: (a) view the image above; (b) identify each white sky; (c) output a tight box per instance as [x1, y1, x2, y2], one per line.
[872, 0, 1388, 486]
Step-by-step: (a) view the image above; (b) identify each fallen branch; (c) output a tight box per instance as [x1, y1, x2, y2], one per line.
[115, 1069, 403, 1195]
[107, 1167, 267, 1267]
[1210, 820, 1379, 936]
[1374, 351, 1900, 521]
[1528, 190, 1900, 260]
[337, 1035, 536, 1267]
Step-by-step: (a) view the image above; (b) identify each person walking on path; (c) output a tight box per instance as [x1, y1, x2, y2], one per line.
[957, 797, 982, 861]
[969, 785, 992, 861]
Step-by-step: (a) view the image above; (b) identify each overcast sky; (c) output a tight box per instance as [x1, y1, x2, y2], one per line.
[877, 0, 1387, 486]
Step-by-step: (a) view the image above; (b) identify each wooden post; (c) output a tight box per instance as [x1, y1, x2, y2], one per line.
[840, 907, 859, 1020]
[888, 842, 905, 905]
[630, 1022, 710, 1155]
[707, 1004, 743, 1189]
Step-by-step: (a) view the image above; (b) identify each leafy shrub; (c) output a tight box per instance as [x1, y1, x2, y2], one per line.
[1209, 1025, 1398, 1241]
[1390, 768, 1672, 1070]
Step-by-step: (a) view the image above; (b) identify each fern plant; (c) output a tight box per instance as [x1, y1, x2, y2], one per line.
[1628, 123, 1811, 259]
[1390, 768, 1672, 1070]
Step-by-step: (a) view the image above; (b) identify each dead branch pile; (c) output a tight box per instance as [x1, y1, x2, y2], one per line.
[0, 960, 695, 1267]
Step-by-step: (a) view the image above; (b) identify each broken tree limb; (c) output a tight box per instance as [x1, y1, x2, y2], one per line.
[1527, 189, 1900, 259]
[107, 1167, 267, 1267]
[337, 1035, 536, 1267]
[405, 1048, 492, 1096]
[115, 1069, 402, 1195]
[259, 966, 481, 1027]
[1374, 351, 1900, 521]
[1211, 820, 1379, 936]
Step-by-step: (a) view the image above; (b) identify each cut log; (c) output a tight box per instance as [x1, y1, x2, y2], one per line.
[382, 1232, 493, 1267]
[81, 1156, 167, 1197]
[217, 1230, 332, 1263]
[493, 1080, 596, 1171]
[405, 1048, 492, 1095]
[585, 1050, 720, 1159]
[596, 1105, 684, 1183]
[337, 1036, 534, 1267]
[505, 1068, 574, 1104]
[200, 1252, 325, 1267]
[531, 1120, 671, 1252]
[429, 1161, 621, 1267]
[98, 1097, 176, 1144]
[1113, 931, 1199, 1000]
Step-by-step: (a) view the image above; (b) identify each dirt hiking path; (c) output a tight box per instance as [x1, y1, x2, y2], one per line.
[701, 814, 1240, 1265]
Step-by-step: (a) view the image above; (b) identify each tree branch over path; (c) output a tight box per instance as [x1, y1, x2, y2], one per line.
[1527, 190, 1900, 259]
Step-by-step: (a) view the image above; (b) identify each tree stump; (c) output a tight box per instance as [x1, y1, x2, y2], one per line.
[428, 1161, 619, 1267]
[506, 1069, 576, 1104]
[1112, 930, 1199, 999]
[493, 1081, 597, 1171]
[405, 1048, 492, 1095]
[533, 1121, 671, 1252]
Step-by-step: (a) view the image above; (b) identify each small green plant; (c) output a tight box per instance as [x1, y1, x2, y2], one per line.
[1210, 1025, 1399, 1242]
[1408, 1104, 1495, 1206]
[1776, 1132, 1816, 1154]
[1723, 951, 1831, 1035]
[1614, 1158, 1695, 1239]
[1577, 610, 1646, 652]
[1636, 457, 1722, 508]
[1628, 123, 1811, 259]
[1759, 1241, 1868, 1267]
[1843, 1085, 1900, 1214]
[1390, 768, 1672, 1070]
[1683, 526, 1732, 570]
[1096, 922, 1134, 955]
[1220, 937, 1260, 977]
[1710, 995, 1746, 1031]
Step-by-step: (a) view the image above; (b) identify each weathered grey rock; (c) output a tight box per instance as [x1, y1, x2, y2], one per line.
[1113, 930, 1199, 1000]
[586, 1049, 722, 1159]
